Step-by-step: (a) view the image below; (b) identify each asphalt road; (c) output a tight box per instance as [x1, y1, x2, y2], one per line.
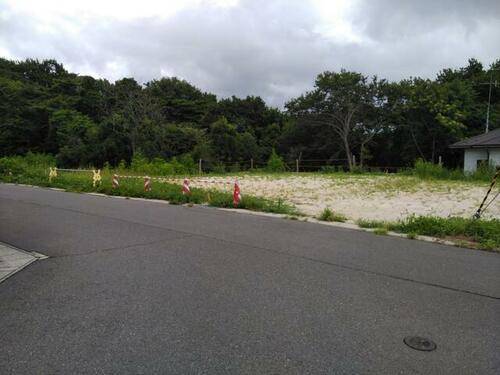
[1, 184, 499, 374]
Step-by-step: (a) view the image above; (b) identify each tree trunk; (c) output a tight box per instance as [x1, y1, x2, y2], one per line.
[409, 125, 426, 161]
[431, 134, 436, 164]
[343, 136, 353, 171]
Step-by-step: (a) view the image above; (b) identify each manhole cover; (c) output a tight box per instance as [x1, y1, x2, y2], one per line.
[403, 336, 437, 352]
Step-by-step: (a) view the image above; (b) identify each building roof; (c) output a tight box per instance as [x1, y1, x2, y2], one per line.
[449, 128, 500, 149]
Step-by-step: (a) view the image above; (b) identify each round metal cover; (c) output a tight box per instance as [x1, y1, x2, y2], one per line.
[403, 336, 437, 352]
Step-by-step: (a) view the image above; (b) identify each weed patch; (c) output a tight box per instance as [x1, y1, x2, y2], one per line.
[373, 228, 388, 235]
[318, 208, 347, 222]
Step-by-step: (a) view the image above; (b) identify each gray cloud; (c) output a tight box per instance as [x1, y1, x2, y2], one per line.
[1, 0, 499, 107]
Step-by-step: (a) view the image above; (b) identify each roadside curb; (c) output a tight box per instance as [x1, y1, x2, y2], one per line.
[214, 207, 460, 248]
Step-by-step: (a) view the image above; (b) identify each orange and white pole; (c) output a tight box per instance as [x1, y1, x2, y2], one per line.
[112, 174, 120, 188]
[182, 179, 191, 195]
[144, 176, 151, 192]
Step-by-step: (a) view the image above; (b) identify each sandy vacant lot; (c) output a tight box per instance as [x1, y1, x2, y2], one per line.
[180, 174, 500, 221]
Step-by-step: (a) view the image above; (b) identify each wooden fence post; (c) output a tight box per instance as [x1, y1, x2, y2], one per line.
[198, 159, 202, 175]
[296, 159, 299, 173]
[250, 158, 254, 170]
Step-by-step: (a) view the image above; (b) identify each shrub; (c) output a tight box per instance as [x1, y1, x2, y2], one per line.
[211, 163, 226, 174]
[412, 158, 496, 182]
[129, 152, 196, 176]
[350, 165, 366, 174]
[178, 154, 197, 174]
[373, 228, 388, 235]
[23, 152, 55, 167]
[470, 162, 497, 181]
[229, 162, 241, 173]
[395, 215, 500, 249]
[150, 158, 175, 175]
[356, 219, 388, 228]
[318, 207, 346, 222]
[117, 160, 127, 172]
[130, 151, 149, 172]
[266, 149, 287, 172]
[0, 156, 25, 175]
[319, 166, 337, 174]
[413, 159, 448, 179]
[407, 232, 417, 240]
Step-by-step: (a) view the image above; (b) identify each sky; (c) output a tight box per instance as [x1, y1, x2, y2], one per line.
[1, 0, 499, 107]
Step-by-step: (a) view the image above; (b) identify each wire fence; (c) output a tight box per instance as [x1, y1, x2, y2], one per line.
[197, 159, 407, 174]
[53, 159, 408, 176]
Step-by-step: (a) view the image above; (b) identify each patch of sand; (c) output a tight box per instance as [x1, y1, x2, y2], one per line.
[166, 175, 500, 221]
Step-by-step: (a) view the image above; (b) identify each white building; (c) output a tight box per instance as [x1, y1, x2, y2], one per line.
[449, 128, 500, 172]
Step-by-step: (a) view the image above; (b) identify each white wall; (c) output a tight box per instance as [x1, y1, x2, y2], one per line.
[464, 149, 488, 172]
[489, 149, 500, 167]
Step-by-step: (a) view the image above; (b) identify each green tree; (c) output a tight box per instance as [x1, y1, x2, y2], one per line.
[145, 77, 216, 123]
[50, 109, 100, 166]
[208, 117, 240, 163]
[286, 70, 385, 170]
[266, 149, 287, 172]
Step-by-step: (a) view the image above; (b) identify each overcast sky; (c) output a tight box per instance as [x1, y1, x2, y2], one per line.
[1, 0, 499, 106]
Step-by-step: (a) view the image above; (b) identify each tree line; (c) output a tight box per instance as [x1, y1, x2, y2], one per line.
[0, 57, 498, 170]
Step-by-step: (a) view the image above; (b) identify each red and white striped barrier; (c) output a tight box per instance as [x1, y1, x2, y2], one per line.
[112, 174, 119, 188]
[233, 180, 241, 205]
[182, 179, 191, 195]
[144, 176, 151, 192]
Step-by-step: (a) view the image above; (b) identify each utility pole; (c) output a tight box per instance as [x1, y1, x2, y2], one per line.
[482, 69, 499, 133]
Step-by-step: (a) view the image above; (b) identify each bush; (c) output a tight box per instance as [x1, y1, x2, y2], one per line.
[470, 162, 497, 181]
[350, 165, 366, 174]
[23, 152, 55, 167]
[178, 154, 197, 174]
[317, 207, 346, 222]
[413, 159, 449, 179]
[394, 215, 500, 249]
[319, 166, 337, 174]
[373, 227, 388, 235]
[266, 149, 287, 172]
[356, 219, 389, 228]
[131, 151, 149, 172]
[229, 162, 241, 173]
[129, 152, 196, 176]
[0, 156, 26, 175]
[150, 158, 175, 175]
[412, 158, 496, 182]
[0, 153, 55, 176]
[211, 163, 226, 174]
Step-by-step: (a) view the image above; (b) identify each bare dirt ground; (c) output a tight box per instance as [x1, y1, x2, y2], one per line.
[183, 174, 500, 221]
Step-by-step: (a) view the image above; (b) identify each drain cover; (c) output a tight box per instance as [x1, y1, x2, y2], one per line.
[403, 336, 437, 352]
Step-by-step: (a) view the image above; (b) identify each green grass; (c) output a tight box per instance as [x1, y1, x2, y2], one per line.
[390, 215, 500, 250]
[356, 215, 499, 251]
[317, 208, 347, 222]
[356, 219, 390, 228]
[373, 227, 388, 235]
[406, 232, 417, 240]
[0, 165, 300, 216]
